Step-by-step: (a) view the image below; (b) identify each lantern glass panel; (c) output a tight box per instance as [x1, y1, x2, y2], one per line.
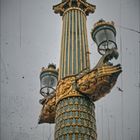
[94, 28, 116, 55]
[95, 29, 106, 46]
[95, 29, 115, 47]
[41, 75, 57, 88]
[105, 29, 116, 42]
[40, 86, 50, 96]
[40, 74, 57, 97]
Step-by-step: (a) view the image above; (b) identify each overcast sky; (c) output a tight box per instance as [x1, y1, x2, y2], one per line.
[0, 0, 140, 140]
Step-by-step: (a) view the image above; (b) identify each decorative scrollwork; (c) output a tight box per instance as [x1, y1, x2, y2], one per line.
[38, 49, 122, 124]
[75, 48, 122, 101]
[56, 77, 83, 104]
[76, 64, 122, 101]
[38, 94, 56, 124]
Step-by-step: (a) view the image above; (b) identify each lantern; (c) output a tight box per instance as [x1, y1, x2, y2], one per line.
[40, 64, 58, 97]
[91, 19, 117, 55]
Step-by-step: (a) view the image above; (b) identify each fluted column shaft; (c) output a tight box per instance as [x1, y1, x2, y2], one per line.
[59, 8, 90, 79]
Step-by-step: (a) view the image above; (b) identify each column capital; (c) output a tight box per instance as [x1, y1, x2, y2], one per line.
[53, 0, 96, 16]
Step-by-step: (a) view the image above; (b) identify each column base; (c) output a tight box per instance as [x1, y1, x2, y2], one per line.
[55, 96, 97, 140]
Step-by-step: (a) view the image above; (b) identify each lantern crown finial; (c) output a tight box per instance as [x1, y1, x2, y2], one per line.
[48, 63, 56, 69]
[93, 19, 115, 30]
[41, 63, 57, 74]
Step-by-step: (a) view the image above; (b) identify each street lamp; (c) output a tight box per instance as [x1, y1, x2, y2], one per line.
[38, 1, 122, 139]
[40, 64, 58, 97]
[91, 19, 117, 55]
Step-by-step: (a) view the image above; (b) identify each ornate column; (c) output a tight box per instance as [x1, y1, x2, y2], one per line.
[53, 0, 97, 139]
[38, 1, 122, 140]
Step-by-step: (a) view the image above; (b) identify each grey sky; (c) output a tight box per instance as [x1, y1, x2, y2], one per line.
[0, 0, 140, 140]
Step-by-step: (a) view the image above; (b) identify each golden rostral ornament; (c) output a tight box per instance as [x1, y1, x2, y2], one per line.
[38, 0, 122, 140]
[38, 61, 121, 123]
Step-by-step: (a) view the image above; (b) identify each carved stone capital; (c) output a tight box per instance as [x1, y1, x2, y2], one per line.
[53, 0, 96, 16]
